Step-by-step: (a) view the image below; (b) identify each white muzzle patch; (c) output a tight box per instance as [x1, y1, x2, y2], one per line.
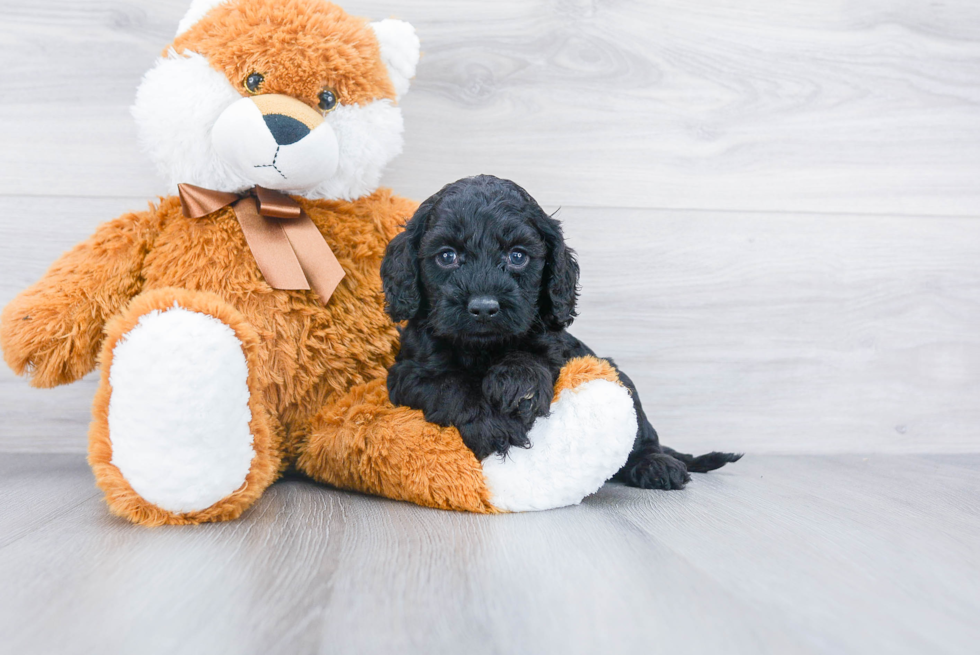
[211, 95, 339, 191]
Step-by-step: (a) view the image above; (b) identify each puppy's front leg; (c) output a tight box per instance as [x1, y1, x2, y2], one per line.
[388, 360, 527, 461]
[482, 352, 555, 430]
[456, 411, 530, 461]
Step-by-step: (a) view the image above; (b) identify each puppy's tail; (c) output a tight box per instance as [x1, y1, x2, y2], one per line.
[663, 447, 743, 473]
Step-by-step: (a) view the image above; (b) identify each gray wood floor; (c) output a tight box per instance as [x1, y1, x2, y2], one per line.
[1, 452, 979, 655]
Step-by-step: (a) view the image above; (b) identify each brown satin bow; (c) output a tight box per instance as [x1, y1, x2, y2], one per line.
[178, 183, 345, 304]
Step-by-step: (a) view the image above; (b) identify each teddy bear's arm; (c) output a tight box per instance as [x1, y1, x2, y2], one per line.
[1, 210, 155, 388]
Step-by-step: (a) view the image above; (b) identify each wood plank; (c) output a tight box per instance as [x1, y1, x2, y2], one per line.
[558, 205, 980, 455]
[0, 196, 147, 452]
[597, 454, 980, 654]
[0, 454, 99, 548]
[2, 0, 980, 214]
[0, 454, 977, 654]
[2, 196, 978, 453]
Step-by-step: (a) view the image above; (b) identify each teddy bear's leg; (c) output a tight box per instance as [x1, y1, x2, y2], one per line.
[88, 288, 281, 526]
[479, 356, 637, 511]
[297, 379, 499, 513]
[296, 356, 636, 513]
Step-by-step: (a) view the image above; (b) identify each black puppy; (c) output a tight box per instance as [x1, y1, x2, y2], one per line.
[381, 175, 740, 489]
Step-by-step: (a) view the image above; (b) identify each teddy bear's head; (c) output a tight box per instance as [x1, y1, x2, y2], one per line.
[133, 0, 420, 200]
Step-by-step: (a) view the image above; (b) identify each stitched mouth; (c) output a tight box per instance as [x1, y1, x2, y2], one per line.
[253, 145, 287, 179]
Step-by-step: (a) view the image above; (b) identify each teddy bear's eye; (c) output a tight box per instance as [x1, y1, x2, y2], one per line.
[318, 89, 338, 113]
[244, 72, 264, 94]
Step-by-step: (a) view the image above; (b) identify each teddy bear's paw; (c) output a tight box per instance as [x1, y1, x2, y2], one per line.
[89, 290, 281, 525]
[103, 304, 257, 514]
[480, 378, 637, 512]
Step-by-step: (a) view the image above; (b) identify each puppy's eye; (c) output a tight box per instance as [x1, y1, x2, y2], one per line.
[508, 248, 529, 268]
[318, 89, 338, 112]
[436, 249, 459, 268]
[244, 72, 264, 94]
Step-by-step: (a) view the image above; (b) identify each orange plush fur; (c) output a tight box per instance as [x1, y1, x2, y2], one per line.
[297, 354, 624, 514]
[1, 187, 499, 522]
[298, 379, 499, 513]
[1, 0, 627, 524]
[553, 356, 622, 398]
[173, 0, 396, 108]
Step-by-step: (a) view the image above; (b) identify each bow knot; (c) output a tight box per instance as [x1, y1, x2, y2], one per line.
[178, 183, 345, 304]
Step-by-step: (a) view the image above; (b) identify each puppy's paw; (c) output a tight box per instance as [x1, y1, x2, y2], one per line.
[458, 415, 530, 461]
[482, 357, 554, 428]
[620, 452, 691, 490]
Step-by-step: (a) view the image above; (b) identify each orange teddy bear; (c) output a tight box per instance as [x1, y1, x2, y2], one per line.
[0, 0, 638, 525]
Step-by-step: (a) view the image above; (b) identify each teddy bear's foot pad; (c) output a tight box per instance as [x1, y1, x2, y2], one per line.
[481, 378, 637, 512]
[106, 305, 256, 514]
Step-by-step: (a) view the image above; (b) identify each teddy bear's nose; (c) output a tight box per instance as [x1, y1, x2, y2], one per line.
[263, 113, 311, 146]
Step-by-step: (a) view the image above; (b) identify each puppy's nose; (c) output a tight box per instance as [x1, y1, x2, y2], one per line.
[263, 114, 311, 146]
[468, 296, 500, 320]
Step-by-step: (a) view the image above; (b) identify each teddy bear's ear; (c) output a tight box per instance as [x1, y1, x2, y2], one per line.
[175, 0, 228, 37]
[369, 19, 421, 100]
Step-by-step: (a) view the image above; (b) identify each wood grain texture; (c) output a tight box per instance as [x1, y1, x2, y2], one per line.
[0, 454, 100, 549]
[559, 205, 980, 454]
[1, 0, 979, 214]
[0, 196, 144, 452]
[0, 453, 978, 654]
[3, 196, 977, 453]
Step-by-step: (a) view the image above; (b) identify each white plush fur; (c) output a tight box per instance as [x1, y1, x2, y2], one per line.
[132, 50, 406, 201]
[369, 20, 421, 100]
[211, 97, 341, 190]
[482, 380, 637, 512]
[107, 306, 256, 514]
[308, 99, 404, 200]
[133, 52, 253, 194]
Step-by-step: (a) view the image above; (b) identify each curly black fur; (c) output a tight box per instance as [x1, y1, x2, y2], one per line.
[381, 175, 741, 489]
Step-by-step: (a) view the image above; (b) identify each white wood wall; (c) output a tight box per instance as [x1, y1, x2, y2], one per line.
[1, 0, 978, 454]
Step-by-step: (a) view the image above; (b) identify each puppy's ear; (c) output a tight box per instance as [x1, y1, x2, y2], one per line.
[535, 210, 580, 330]
[381, 194, 436, 321]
